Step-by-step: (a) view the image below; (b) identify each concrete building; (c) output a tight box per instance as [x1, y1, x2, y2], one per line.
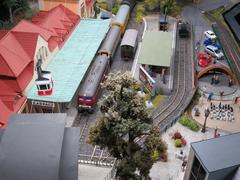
[0, 113, 79, 180]
[184, 133, 240, 180]
[38, 0, 95, 18]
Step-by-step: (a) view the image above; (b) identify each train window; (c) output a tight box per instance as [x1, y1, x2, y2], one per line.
[86, 97, 92, 101]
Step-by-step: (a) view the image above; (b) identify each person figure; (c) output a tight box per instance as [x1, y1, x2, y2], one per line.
[228, 78, 233, 87]
[213, 75, 216, 84]
[215, 75, 220, 84]
[211, 76, 214, 85]
[182, 159, 187, 172]
[219, 91, 224, 101]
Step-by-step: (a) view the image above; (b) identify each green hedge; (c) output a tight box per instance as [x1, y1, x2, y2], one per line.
[175, 139, 182, 147]
[179, 116, 200, 132]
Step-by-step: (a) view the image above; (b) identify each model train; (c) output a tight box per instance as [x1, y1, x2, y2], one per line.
[78, 0, 136, 113]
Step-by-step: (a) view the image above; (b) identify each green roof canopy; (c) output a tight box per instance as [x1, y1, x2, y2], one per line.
[27, 19, 110, 102]
[138, 31, 173, 67]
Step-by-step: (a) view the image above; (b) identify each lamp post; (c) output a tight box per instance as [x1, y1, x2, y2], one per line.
[202, 108, 210, 133]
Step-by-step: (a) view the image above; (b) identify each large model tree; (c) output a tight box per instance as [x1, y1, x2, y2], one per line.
[89, 71, 167, 180]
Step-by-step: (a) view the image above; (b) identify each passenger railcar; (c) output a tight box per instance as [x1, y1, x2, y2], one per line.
[111, 4, 130, 33]
[78, 0, 136, 113]
[78, 55, 109, 113]
[120, 29, 138, 60]
[98, 26, 121, 60]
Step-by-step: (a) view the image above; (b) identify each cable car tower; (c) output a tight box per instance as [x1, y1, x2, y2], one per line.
[35, 59, 53, 96]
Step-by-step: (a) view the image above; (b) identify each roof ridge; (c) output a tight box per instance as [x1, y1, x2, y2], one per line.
[20, 19, 54, 35]
[0, 52, 16, 77]
[0, 41, 30, 76]
[11, 31, 39, 59]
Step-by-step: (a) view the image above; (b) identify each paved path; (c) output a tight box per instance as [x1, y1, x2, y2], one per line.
[150, 122, 229, 180]
[193, 97, 240, 132]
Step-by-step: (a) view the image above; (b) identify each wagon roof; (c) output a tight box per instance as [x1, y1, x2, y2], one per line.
[121, 29, 138, 47]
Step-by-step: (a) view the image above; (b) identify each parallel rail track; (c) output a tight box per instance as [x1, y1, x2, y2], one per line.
[137, 23, 194, 145]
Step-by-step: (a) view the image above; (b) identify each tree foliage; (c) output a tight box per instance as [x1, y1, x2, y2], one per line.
[141, 0, 180, 17]
[89, 71, 167, 179]
[2, 0, 29, 23]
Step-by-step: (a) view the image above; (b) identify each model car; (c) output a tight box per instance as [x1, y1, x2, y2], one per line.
[205, 45, 224, 60]
[204, 30, 216, 40]
[203, 38, 221, 49]
[197, 53, 212, 67]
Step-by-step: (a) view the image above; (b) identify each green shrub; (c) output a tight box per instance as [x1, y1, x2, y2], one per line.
[179, 116, 200, 132]
[175, 139, 182, 147]
[111, 3, 120, 14]
[151, 150, 160, 161]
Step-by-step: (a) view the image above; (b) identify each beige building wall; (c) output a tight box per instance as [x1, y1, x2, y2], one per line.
[183, 148, 195, 180]
[38, 0, 94, 18]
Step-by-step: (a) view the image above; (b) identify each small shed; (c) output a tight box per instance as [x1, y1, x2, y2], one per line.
[120, 29, 138, 59]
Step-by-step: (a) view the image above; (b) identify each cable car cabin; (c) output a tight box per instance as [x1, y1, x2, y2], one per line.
[78, 55, 109, 113]
[36, 71, 53, 96]
[179, 23, 189, 38]
[159, 16, 168, 31]
[120, 29, 138, 60]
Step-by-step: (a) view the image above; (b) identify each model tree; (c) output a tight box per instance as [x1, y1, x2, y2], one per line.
[89, 71, 167, 180]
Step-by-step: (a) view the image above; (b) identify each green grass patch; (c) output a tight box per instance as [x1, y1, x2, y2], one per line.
[179, 115, 200, 132]
[209, 6, 225, 19]
[96, 1, 108, 10]
[144, 94, 165, 109]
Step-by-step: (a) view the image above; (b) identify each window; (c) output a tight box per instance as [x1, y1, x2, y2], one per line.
[80, 3, 85, 18]
[86, 97, 92, 102]
[36, 46, 48, 62]
[39, 84, 47, 90]
[190, 156, 206, 180]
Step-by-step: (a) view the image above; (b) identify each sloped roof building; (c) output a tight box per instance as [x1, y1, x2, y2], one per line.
[0, 5, 80, 127]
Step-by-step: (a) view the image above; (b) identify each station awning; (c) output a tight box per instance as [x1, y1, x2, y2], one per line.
[138, 31, 173, 67]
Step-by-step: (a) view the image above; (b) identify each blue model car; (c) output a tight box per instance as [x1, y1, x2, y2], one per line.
[203, 38, 221, 50]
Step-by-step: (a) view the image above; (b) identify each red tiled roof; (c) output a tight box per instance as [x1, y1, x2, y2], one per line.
[0, 32, 32, 77]
[32, 4, 80, 48]
[0, 31, 9, 40]
[13, 20, 52, 41]
[12, 32, 39, 60]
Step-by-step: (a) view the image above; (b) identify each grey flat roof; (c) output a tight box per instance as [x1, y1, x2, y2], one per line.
[121, 29, 138, 47]
[59, 127, 80, 180]
[192, 133, 240, 173]
[0, 128, 4, 143]
[0, 113, 79, 180]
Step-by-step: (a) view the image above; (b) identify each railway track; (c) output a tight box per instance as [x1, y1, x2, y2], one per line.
[137, 23, 194, 145]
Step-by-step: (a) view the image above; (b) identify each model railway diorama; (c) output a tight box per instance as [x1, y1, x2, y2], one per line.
[78, 0, 136, 113]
